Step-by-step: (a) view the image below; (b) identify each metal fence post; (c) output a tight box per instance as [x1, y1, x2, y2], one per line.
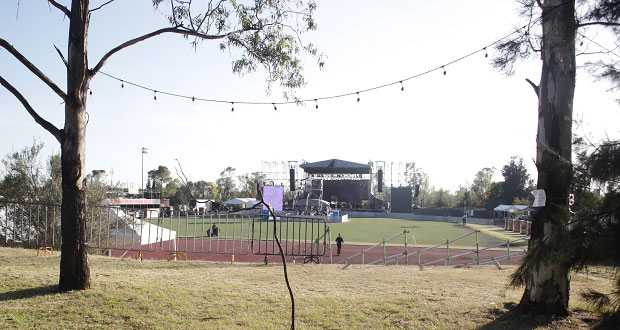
[383, 239, 386, 265]
[328, 226, 332, 264]
[507, 240, 511, 265]
[405, 231, 408, 265]
[475, 230, 480, 265]
[446, 239, 449, 266]
[418, 250, 421, 266]
[362, 249, 365, 265]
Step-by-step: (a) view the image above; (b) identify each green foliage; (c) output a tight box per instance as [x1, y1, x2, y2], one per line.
[484, 182, 504, 210]
[147, 166, 172, 192]
[153, 0, 323, 94]
[216, 167, 237, 203]
[501, 156, 533, 205]
[238, 172, 265, 198]
[0, 141, 64, 204]
[512, 139, 620, 316]
[470, 167, 495, 208]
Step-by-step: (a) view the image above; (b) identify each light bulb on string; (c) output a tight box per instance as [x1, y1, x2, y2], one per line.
[356, 92, 360, 102]
[484, 47, 488, 58]
[121, 81, 124, 88]
[231, 102, 235, 112]
[442, 66, 446, 75]
[153, 91, 157, 101]
[314, 99, 318, 109]
[273, 103, 277, 111]
[400, 81, 404, 92]
[89, 89, 92, 95]
[191, 97, 195, 103]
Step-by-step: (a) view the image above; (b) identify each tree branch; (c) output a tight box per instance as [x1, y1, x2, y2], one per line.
[0, 75, 64, 144]
[0, 38, 67, 101]
[89, 0, 115, 13]
[526, 78, 540, 98]
[577, 21, 620, 28]
[89, 26, 261, 75]
[48, 0, 71, 17]
[54, 44, 68, 67]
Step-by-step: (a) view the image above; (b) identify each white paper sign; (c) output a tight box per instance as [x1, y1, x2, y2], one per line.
[532, 189, 546, 207]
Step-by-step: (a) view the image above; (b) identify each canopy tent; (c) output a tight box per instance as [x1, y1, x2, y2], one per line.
[223, 198, 260, 208]
[300, 159, 371, 174]
[494, 204, 534, 213]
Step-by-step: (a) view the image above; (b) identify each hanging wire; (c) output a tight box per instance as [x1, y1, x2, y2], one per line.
[97, 18, 541, 109]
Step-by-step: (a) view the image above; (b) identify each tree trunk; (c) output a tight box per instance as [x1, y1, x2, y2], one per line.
[59, 0, 91, 291]
[519, 0, 575, 315]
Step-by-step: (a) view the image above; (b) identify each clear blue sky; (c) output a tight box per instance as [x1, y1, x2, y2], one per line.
[1, 0, 618, 191]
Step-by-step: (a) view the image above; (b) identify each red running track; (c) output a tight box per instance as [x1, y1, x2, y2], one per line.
[110, 238, 524, 266]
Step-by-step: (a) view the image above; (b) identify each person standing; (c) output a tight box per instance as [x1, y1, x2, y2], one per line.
[336, 233, 344, 256]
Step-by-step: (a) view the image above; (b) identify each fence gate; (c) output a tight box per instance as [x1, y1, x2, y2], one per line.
[251, 215, 328, 262]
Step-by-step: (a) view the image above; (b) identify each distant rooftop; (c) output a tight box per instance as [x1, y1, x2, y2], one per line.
[300, 159, 371, 174]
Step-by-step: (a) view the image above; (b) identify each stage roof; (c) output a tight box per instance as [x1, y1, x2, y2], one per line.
[300, 159, 371, 174]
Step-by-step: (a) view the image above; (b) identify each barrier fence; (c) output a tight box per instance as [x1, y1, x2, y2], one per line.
[0, 200, 328, 260]
[337, 229, 529, 267]
[337, 230, 410, 265]
[2, 199, 526, 266]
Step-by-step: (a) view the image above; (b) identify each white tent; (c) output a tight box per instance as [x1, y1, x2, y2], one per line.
[223, 198, 260, 208]
[494, 205, 533, 212]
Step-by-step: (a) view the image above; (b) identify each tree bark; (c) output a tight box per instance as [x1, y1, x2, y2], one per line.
[59, 0, 91, 291]
[519, 0, 575, 315]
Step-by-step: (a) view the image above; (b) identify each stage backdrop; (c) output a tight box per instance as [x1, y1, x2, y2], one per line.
[262, 186, 284, 211]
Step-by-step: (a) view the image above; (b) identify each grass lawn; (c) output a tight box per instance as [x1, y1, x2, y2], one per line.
[0, 247, 615, 329]
[149, 216, 517, 248]
[329, 217, 506, 247]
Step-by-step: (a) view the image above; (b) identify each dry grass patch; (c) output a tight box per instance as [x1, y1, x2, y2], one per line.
[0, 247, 615, 329]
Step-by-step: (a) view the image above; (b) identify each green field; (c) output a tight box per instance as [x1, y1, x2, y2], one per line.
[330, 218, 505, 247]
[147, 216, 518, 248]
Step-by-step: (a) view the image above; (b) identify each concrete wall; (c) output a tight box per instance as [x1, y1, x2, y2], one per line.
[346, 212, 495, 225]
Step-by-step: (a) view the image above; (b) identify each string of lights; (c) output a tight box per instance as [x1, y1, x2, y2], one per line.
[97, 16, 547, 110]
[578, 32, 620, 60]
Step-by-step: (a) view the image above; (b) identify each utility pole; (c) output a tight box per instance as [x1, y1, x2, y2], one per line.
[141, 147, 148, 198]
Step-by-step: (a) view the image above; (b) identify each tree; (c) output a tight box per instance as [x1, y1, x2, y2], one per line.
[455, 185, 472, 208]
[500, 156, 533, 205]
[494, 0, 619, 315]
[0, 141, 62, 204]
[193, 181, 218, 200]
[147, 165, 172, 198]
[0, 0, 321, 291]
[0, 141, 45, 201]
[238, 172, 266, 198]
[470, 167, 495, 208]
[484, 182, 504, 211]
[216, 167, 238, 203]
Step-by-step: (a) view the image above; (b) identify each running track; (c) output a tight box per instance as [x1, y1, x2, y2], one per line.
[110, 238, 524, 266]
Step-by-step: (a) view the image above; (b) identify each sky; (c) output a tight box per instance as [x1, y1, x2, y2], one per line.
[1, 0, 618, 192]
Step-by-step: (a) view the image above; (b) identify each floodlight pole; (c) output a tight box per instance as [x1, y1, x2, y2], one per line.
[141, 147, 148, 197]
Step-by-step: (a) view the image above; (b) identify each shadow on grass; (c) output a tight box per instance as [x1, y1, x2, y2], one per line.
[0, 285, 58, 302]
[476, 303, 553, 330]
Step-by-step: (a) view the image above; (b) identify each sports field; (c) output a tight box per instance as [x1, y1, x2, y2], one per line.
[148, 216, 520, 248]
[329, 217, 505, 247]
